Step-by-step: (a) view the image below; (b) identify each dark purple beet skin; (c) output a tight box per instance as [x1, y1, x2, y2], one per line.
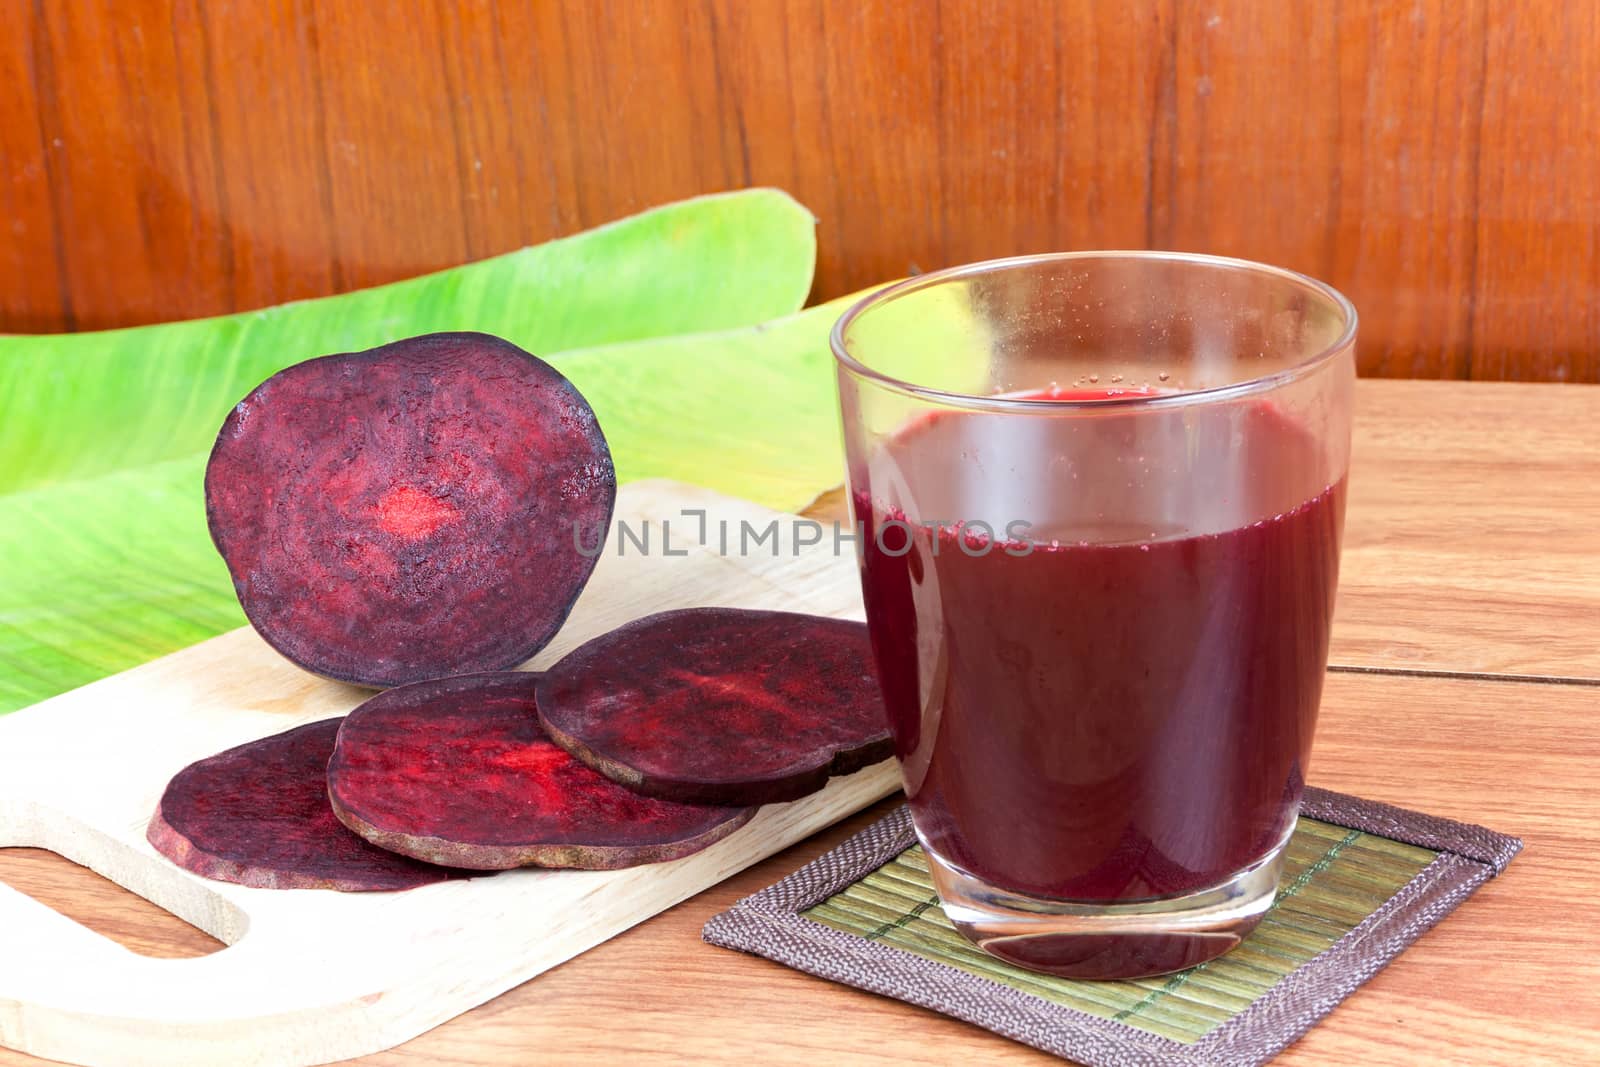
[147, 718, 465, 891]
[205, 332, 615, 688]
[535, 608, 893, 806]
[327, 673, 755, 870]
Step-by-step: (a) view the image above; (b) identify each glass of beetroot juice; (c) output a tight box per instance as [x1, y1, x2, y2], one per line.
[832, 252, 1356, 980]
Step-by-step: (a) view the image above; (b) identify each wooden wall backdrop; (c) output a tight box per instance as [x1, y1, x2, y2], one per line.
[3, 0, 1596, 381]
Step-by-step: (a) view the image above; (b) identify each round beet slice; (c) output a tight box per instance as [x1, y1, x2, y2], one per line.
[206, 331, 615, 688]
[536, 608, 892, 805]
[148, 718, 463, 891]
[327, 673, 754, 870]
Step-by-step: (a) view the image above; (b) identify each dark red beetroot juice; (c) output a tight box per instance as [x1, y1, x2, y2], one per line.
[853, 389, 1345, 977]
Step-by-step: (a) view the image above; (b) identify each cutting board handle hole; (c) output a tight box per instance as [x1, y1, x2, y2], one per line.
[0, 799, 246, 952]
[0, 845, 225, 958]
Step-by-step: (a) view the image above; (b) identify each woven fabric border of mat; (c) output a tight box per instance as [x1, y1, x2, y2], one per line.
[704, 787, 1521, 1067]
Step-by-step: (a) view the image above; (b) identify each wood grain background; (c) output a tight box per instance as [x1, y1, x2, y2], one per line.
[4, 1, 1596, 381]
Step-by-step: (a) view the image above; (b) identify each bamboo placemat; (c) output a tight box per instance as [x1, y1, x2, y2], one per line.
[705, 788, 1520, 1066]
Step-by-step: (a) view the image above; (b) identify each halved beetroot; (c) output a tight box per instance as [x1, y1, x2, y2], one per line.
[148, 719, 463, 891]
[205, 332, 614, 688]
[327, 673, 754, 870]
[536, 608, 892, 805]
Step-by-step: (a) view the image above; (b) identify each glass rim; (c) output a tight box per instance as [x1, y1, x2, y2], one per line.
[829, 250, 1359, 413]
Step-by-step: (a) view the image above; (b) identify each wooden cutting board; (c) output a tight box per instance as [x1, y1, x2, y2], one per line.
[0, 480, 897, 1067]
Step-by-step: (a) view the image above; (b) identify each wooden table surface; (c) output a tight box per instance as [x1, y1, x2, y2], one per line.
[4, 378, 1598, 1065]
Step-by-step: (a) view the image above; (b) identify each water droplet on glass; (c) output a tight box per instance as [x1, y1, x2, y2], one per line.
[1158, 372, 1171, 382]
[1111, 374, 1124, 383]
[1088, 374, 1100, 383]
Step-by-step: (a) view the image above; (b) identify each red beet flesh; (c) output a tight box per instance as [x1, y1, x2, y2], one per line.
[147, 718, 463, 891]
[205, 332, 615, 688]
[536, 609, 892, 805]
[327, 673, 755, 870]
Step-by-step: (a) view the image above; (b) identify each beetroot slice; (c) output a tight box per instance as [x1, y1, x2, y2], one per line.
[326, 673, 754, 870]
[147, 719, 464, 891]
[536, 609, 892, 805]
[205, 331, 615, 688]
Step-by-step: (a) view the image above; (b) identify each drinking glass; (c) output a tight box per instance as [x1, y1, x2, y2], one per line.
[832, 252, 1356, 979]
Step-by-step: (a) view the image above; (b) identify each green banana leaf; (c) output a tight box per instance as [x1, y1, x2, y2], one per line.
[0, 189, 815, 496]
[0, 190, 821, 715]
[559, 295, 859, 512]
